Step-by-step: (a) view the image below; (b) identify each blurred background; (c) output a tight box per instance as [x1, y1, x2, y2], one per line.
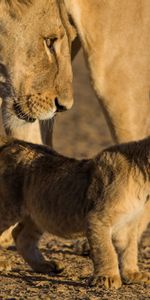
[54, 50, 113, 159]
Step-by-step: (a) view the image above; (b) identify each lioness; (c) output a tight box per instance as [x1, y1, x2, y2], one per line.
[0, 135, 150, 289]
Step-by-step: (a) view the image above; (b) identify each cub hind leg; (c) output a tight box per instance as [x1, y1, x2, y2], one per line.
[115, 220, 150, 285]
[12, 216, 63, 274]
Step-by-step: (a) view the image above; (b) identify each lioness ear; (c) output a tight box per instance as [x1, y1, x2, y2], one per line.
[58, 0, 77, 43]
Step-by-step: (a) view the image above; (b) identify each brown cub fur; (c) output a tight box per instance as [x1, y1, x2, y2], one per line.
[0, 136, 150, 289]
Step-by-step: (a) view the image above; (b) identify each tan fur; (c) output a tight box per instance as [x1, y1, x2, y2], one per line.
[0, 136, 150, 289]
[65, 0, 150, 142]
[0, 0, 74, 132]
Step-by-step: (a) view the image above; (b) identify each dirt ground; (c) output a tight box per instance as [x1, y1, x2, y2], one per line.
[0, 51, 150, 299]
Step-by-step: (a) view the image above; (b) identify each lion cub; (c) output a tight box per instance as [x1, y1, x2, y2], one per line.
[0, 135, 150, 289]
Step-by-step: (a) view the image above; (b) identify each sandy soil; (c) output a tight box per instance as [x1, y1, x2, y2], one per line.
[0, 51, 150, 299]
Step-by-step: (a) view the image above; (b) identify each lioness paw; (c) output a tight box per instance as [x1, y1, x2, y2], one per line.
[123, 271, 150, 285]
[88, 274, 122, 289]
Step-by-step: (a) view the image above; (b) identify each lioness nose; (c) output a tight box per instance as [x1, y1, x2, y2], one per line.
[55, 97, 67, 112]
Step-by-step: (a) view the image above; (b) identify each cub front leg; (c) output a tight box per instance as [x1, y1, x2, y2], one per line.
[86, 213, 121, 289]
[12, 217, 63, 274]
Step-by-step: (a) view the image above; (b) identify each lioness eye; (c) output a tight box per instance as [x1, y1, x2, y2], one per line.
[45, 37, 57, 54]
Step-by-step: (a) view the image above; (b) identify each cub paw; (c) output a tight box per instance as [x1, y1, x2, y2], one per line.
[0, 226, 14, 249]
[123, 271, 150, 285]
[88, 274, 122, 289]
[33, 260, 64, 274]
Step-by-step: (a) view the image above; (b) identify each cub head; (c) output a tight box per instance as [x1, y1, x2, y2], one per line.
[0, 0, 75, 130]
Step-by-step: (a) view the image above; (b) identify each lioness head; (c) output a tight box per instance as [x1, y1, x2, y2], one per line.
[0, 0, 75, 130]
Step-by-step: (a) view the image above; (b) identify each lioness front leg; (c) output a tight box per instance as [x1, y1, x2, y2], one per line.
[119, 222, 150, 285]
[12, 217, 63, 274]
[86, 213, 121, 289]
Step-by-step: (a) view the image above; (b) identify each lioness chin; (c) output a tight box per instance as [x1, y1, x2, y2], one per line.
[0, 135, 150, 289]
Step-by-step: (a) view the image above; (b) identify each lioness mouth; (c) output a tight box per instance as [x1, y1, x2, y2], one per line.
[13, 102, 36, 123]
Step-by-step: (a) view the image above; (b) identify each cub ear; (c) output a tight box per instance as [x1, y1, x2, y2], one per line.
[58, 0, 77, 43]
